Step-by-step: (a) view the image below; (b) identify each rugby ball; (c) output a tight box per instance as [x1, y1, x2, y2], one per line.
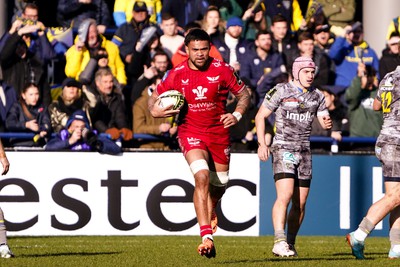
[158, 90, 185, 110]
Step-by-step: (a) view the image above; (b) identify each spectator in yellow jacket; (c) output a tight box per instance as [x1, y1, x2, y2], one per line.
[113, 0, 162, 26]
[65, 18, 127, 87]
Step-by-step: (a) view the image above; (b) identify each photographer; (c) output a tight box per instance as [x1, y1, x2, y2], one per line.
[45, 110, 121, 155]
[328, 21, 379, 90]
[0, 3, 56, 63]
[345, 63, 383, 140]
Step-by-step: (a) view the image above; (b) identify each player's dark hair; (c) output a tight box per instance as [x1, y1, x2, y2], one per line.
[184, 28, 211, 46]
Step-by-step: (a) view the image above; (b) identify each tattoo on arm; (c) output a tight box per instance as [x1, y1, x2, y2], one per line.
[235, 88, 251, 114]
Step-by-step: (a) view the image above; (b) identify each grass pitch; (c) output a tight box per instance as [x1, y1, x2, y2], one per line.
[1, 235, 399, 267]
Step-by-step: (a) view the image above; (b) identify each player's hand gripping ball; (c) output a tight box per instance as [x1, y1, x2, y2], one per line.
[158, 90, 185, 110]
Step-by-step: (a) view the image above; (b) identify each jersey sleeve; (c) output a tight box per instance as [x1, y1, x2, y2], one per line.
[262, 85, 283, 112]
[224, 65, 246, 95]
[317, 91, 329, 117]
[156, 70, 174, 96]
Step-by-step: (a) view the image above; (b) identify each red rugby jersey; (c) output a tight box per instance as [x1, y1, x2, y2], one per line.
[156, 58, 245, 136]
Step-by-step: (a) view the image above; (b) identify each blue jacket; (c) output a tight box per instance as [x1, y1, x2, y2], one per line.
[329, 37, 379, 88]
[6, 102, 51, 133]
[0, 32, 56, 64]
[0, 82, 17, 126]
[212, 35, 254, 68]
[46, 128, 121, 155]
[240, 50, 285, 90]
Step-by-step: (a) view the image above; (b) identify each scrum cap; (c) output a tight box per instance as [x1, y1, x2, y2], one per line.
[292, 56, 315, 80]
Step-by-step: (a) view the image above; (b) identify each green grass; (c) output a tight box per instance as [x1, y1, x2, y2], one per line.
[1, 235, 399, 267]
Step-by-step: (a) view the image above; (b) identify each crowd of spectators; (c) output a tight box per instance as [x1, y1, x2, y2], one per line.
[0, 0, 398, 153]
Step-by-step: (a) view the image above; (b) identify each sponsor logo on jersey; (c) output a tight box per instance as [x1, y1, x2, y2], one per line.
[192, 86, 208, 100]
[283, 98, 300, 102]
[282, 152, 297, 164]
[181, 79, 189, 85]
[213, 61, 222, 68]
[381, 76, 394, 90]
[282, 98, 300, 107]
[286, 111, 311, 122]
[207, 76, 220, 83]
[188, 102, 216, 110]
[187, 137, 201, 146]
[175, 65, 185, 71]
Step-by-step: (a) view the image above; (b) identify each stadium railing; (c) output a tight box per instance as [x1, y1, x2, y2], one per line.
[0, 132, 376, 152]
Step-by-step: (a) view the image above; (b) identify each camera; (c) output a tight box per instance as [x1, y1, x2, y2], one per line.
[83, 129, 103, 151]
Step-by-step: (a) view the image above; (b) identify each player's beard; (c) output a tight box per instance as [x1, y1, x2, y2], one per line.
[191, 57, 211, 71]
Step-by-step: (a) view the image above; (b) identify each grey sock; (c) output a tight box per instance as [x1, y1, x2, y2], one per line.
[0, 208, 7, 245]
[359, 217, 375, 234]
[390, 228, 400, 246]
[274, 229, 286, 243]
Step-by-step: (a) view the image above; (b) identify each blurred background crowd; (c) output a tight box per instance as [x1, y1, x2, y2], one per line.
[0, 0, 397, 153]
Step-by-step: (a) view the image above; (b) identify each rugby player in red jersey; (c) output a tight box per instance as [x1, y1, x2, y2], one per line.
[148, 28, 250, 258]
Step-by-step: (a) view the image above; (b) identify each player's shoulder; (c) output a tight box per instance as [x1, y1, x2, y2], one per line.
[208, 58, 233, 72]
[313, 87, 325, 97]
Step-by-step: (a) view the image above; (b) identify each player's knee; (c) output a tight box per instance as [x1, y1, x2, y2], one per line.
[210, 171, 229, 187]
[190, 159, 209, 175]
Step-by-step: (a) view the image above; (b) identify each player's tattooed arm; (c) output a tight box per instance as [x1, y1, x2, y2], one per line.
[234, 87, 251, 115]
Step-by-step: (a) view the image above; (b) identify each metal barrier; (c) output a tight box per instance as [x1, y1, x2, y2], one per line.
[0, 133, 377, 152]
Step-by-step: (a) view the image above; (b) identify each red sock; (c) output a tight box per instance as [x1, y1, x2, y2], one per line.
[200, 225, 212, 237]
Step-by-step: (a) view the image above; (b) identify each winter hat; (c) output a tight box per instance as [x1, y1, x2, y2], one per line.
[62, 78, 82, 89]
[66, 110, 90, 129]
[133, 1, 148, 12]
[226, 17, 243, 28]
[292, 56, 316, 80]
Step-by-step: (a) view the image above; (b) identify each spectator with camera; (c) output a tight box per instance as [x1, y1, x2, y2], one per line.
[0, 3, 56, 63]
[46, 110, 121, 155]
[345, 63, 383, 139]
[0, 26, 52, 107]
[329, 21, 379, 92]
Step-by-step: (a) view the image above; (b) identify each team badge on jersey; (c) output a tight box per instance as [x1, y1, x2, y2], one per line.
[192, 86, 208, 100]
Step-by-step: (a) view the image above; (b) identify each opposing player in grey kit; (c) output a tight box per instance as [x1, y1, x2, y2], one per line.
[255, 56, 332, 257]
[347, 65, 400, 259]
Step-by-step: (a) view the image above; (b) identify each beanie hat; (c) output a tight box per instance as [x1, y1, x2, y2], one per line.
[292, 56, 316, 80]
[66, 110, 90, 129]
[62, 78, 82, 89]
[226, 17, 243, 28]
